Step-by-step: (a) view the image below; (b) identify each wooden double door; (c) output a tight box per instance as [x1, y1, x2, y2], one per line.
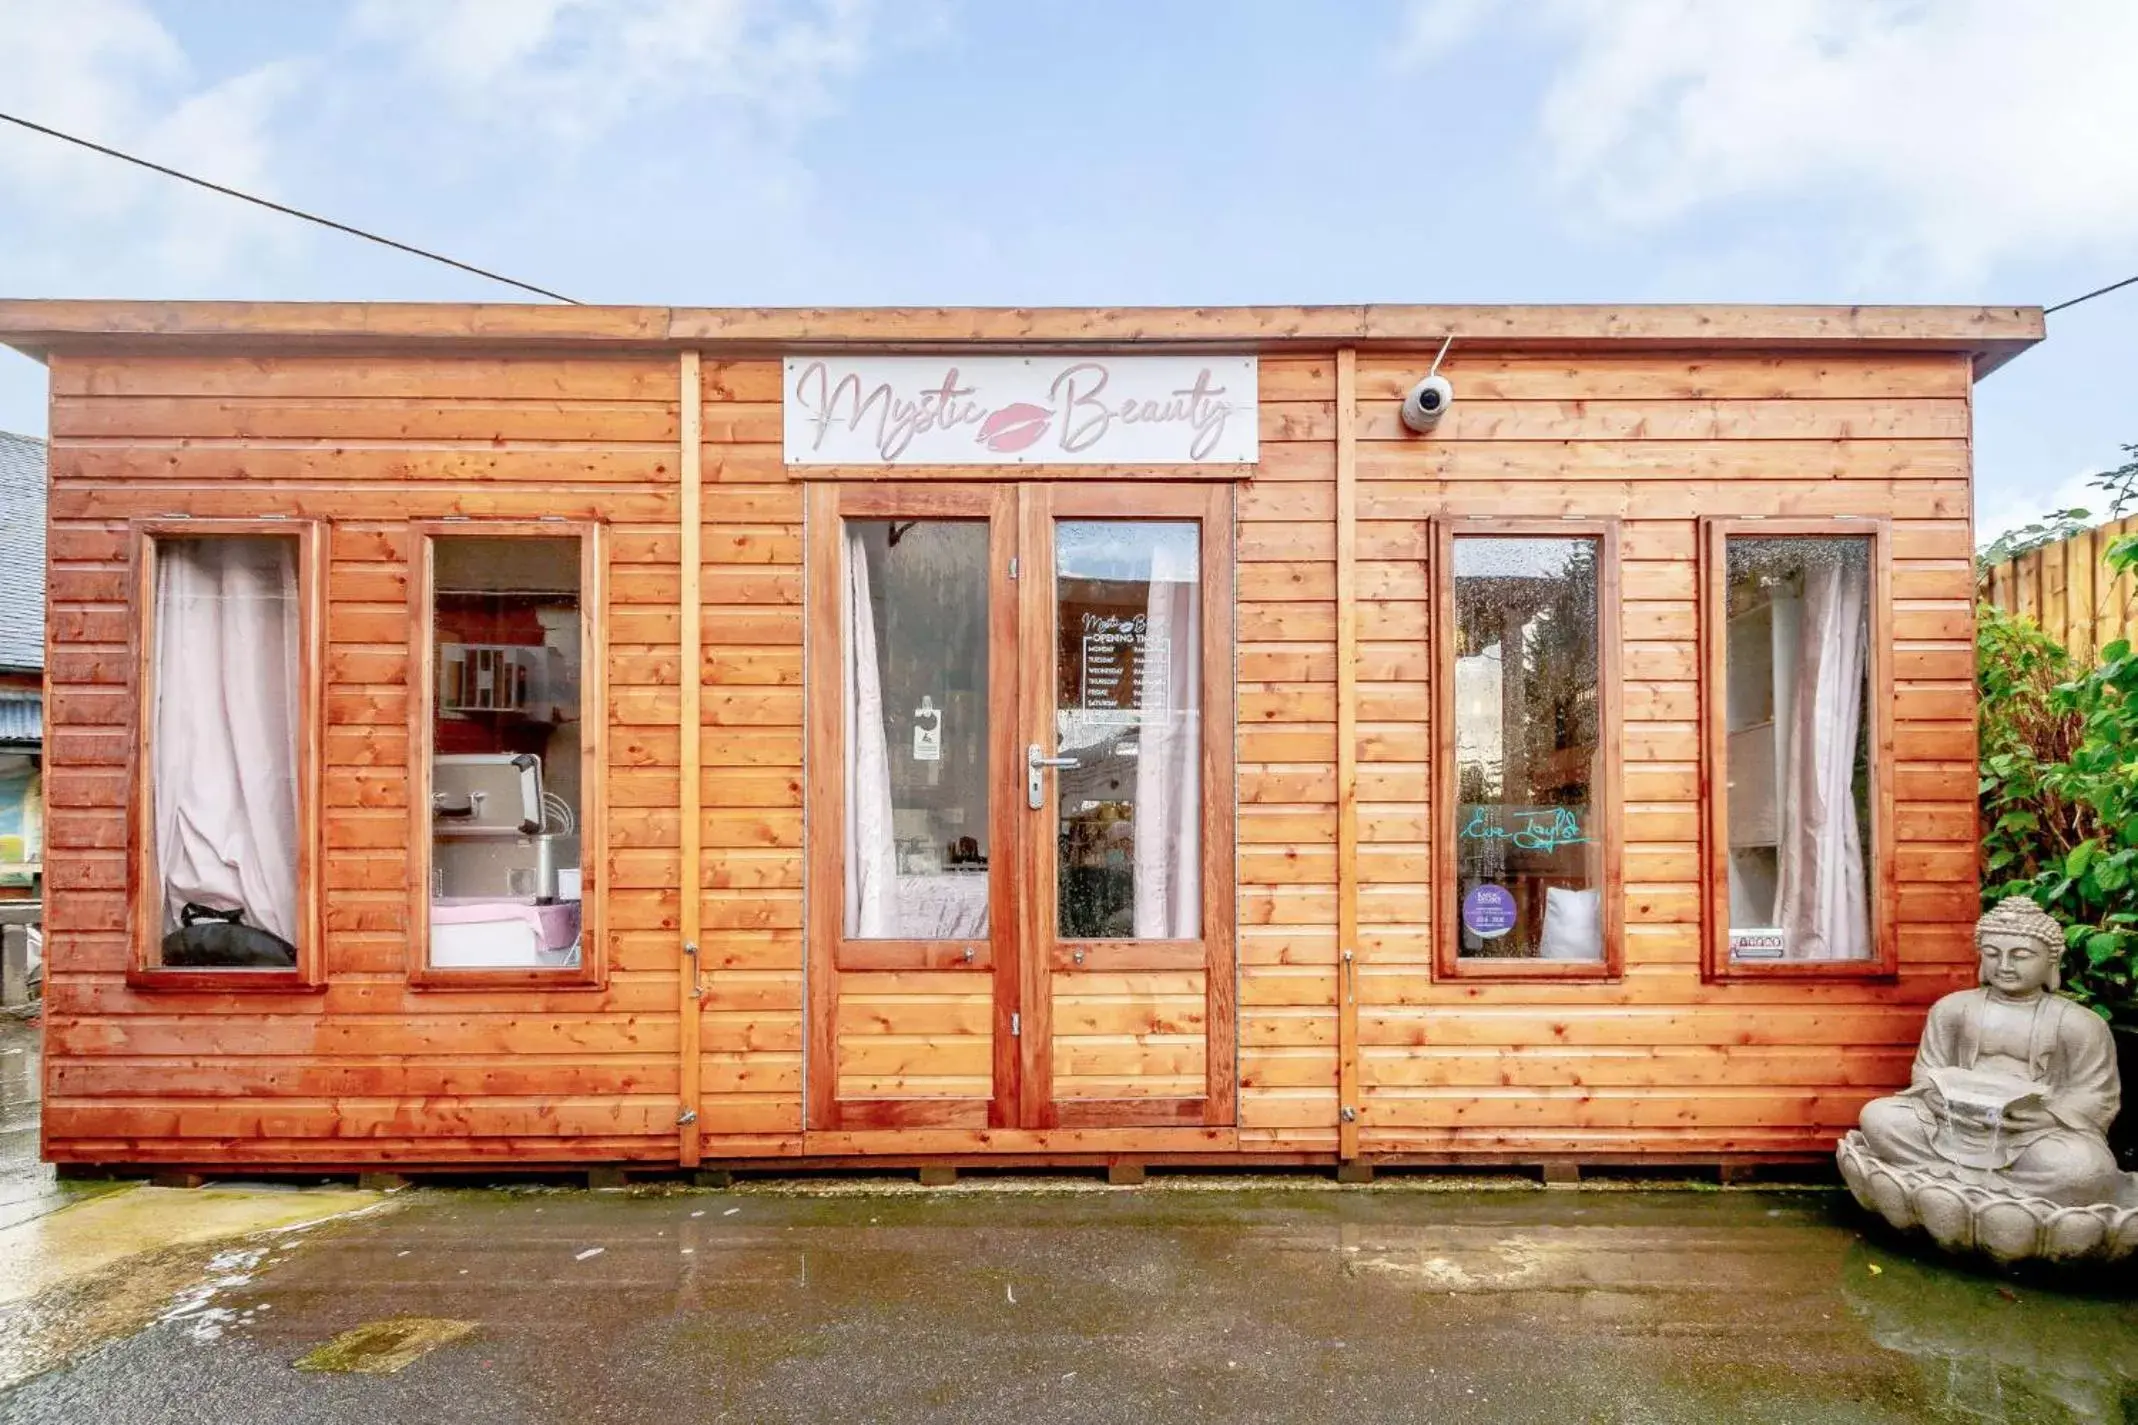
[804, 482, 1235, 1132]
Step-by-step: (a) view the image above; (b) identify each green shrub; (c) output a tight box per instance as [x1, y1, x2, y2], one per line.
[1978, 553, 2138, 1027]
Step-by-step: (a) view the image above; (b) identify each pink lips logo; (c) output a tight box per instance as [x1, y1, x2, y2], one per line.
[977, 402, 1052, 454]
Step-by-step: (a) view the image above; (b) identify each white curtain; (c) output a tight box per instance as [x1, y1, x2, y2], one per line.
[1776, 558, 1870, 960]
[842, 529, 898, 938]
[1132, 542, 1201, 939]
[153, 538, 300, 942]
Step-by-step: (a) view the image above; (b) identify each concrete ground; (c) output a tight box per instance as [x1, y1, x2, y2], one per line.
[1, 1182, 2133, 1423]
[2, 1017, 2135, 1424]
[0, 1014, 48, 1233]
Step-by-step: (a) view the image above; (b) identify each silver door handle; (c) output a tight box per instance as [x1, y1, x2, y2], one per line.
[1027, 743, 1078, 810]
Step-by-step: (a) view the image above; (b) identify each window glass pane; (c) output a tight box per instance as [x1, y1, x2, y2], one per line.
[151, 535, 302, 969]
[1723, 536, 1873, 962]
[843, 520, 991, 940]
[1452, 536, 1602, 961]
[428, 537, 585, 969]
[1055, 521, 1201, 940]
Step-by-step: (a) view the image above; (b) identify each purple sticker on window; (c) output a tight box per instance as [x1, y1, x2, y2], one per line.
[1462, 884, 1517, 940]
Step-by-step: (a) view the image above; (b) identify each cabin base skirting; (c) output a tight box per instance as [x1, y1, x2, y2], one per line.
[54, 1150, 1842, 1182]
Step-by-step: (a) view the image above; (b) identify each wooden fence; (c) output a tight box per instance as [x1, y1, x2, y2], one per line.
[1980, 517, 2138, 665]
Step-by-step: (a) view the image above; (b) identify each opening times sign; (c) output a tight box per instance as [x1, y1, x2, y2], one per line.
[785, 355, 1258, 466]
[1079, 612, 1167, 724]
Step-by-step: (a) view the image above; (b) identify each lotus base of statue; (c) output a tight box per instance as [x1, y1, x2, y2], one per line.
[1837, 1130, 2138, 1265]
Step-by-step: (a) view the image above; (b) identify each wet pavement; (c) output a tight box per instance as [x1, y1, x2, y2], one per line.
[0, 1015, 54, 1233]
[2, 1177, 2134, 1424]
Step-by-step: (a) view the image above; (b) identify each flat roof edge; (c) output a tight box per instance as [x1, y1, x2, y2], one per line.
[0, 300, 2046, 365]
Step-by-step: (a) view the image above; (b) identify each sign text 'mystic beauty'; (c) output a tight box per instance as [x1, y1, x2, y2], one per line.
[783, 355, 1258, 466]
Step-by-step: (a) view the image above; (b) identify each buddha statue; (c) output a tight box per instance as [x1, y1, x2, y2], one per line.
[1837, 897, 2138, 1264]
[1855, 896, 2123, 1205]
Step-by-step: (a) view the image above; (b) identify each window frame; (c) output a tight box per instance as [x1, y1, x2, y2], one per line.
[1698, 517, 1897, 982]
[1430, 517, 1625, 983]
[407, 520, 607, 991]
[125, 517, 326, 992]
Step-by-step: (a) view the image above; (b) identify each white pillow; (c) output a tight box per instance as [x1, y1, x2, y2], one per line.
[1539, 886, 1603, 960]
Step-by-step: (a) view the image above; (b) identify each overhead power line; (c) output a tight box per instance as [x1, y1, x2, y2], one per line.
[2045, 272, 2138, 316]
[0, 110, 579, 304]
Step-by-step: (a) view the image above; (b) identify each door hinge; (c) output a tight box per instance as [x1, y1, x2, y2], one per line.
[1008, 556, 1020, 580]
[1011, 1012, 1021, 1038]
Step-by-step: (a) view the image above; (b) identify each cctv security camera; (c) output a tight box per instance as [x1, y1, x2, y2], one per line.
[1400, 373, 1454, 434]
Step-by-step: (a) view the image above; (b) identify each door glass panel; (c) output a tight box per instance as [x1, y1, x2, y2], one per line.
[1722, 536, 1873, 962]
[843, 519, 991, 939]
[1054, 520, 1201, 940]
[1452, 536, 1603, 961]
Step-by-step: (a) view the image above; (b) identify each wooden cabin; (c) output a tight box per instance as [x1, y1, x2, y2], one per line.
[0, 300, 2042, 1176]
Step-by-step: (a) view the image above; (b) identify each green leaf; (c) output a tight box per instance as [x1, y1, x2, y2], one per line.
[2066, 841, 2099, 878]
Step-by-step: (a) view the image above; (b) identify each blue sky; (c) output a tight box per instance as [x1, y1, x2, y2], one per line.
[2, 0, 2133, 543]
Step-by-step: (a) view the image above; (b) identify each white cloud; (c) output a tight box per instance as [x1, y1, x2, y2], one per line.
[1976, 446, 2138, 553]
[1402, 0, 2138, 282]
[1388, 0, 1498, 69]
[0, 0, 896, 299]
[0, 0, 304, 281]
[349, 0, 882, 144]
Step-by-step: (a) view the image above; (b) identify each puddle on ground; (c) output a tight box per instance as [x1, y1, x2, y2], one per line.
[0, 1182, 389, 1390]
[294, 1317, 478, 1376]
[0, 1016, 56, 1233]
[0, 1237, 294, 1390]
[1842, 1238, 2138, 1421]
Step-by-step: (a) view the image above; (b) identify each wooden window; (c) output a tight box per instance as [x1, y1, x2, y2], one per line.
[1700, 518, 1897, 980]
[1431, 519, 1624, 981]
[127, 519, 325, 991]
[408, 522, 606, 989]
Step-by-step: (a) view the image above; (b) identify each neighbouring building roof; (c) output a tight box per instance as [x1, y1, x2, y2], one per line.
[0, 689, 38, 746]
[0, 432, 44, 675]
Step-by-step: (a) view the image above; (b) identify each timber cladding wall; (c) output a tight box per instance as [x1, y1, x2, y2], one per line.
[1349, 351, 1979, 1158]
[693, 358, 805, 1155]
[31, 328, 1985, 1168]
[43, 352, 689, 1163]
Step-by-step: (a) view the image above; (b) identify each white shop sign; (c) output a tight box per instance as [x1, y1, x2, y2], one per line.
[784, 355, 1258, 466]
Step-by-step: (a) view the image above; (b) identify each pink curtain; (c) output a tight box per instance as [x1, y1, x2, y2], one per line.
[1777, 558, 1870, 960]
[1132, 544, 1201, 939]
[153, 538, 300, 942]
[842, 529, 898, 938]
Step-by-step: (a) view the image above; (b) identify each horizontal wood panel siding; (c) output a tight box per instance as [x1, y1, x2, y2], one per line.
[42, 352, 684, 1165]
[834, 971, 992, 1101]
[1353, 350, 1976, 1157]
[1236, 357, 1341, 1148]
[695, 361, 806, 1150]
[39, 339, 1982, 1168]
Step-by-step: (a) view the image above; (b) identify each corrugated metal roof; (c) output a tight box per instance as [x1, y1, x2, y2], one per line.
[0, 432, 44, 673]
[0, 690, 39, 744]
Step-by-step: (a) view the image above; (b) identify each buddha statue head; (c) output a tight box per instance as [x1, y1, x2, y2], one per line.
[1975, 896, 2065, 997]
